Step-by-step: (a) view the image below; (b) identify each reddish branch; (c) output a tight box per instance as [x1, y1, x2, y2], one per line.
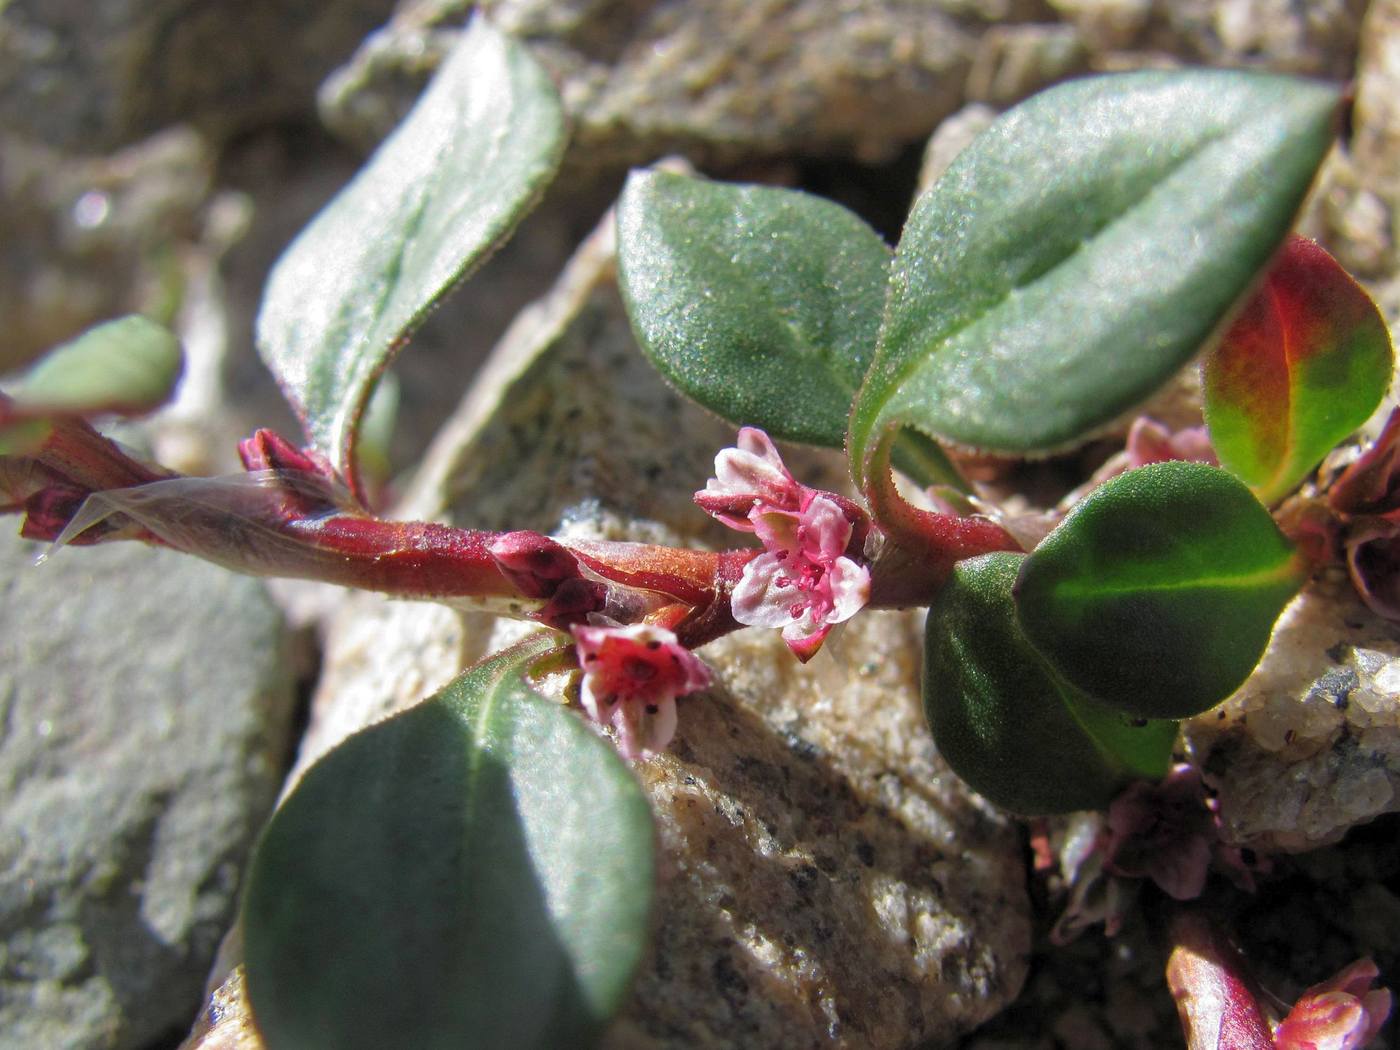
[1, 414, 1013, 650]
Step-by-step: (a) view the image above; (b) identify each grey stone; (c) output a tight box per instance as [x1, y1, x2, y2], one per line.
[0, 529, 297, 1050]
[0, 0, 399, 152]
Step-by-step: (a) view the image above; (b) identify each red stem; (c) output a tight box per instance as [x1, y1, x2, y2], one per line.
[1166, 908, 1275, 1050]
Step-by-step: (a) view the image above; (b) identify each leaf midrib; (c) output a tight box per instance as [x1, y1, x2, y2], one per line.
[872, 122, 1232, 432]
[1048, 558, 1299, 600]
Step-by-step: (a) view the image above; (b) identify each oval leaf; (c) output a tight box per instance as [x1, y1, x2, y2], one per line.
[1014, 462, 1306, 719]
[616, 169, 890, 448]
[925, 552, 1177, 815]
[9, 315, 182, 417]
[256, 17, 565, 489]
[243, 637, 654, 1050]
[850, 70, 1340, 486]
[1204, 234, 1395, 505]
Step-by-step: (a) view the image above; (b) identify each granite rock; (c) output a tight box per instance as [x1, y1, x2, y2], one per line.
[0, 529, 297, 1050]
[1054, 0, 1365, 77]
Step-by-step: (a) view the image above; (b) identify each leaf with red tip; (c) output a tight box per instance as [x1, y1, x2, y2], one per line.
[1204, 235, 1394, 505]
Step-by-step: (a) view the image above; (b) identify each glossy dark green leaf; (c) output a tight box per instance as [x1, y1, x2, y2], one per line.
[1204, 235, 1394, 505]
[243, 637, 654, 1050]
[924, 552, 1177, 815]
[256, 18, 565, 488]
[1015, 462, 1306, 720]
[850, 70, 1340, 488]
[9, 315, 182, 417]
[616, 170, 890, 449]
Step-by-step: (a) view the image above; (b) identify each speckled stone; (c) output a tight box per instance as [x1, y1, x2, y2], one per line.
[1185, 569, 1400, 853]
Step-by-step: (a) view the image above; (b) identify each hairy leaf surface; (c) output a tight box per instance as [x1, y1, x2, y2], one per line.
[618, 170, 890, 448]
[243, 637, 654, 1050]
[257, 18, 565, 489]
[851, 70, 1340, 488]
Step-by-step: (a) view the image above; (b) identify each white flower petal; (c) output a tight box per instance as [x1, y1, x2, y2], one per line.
[799, 494, 853, 561]
[825, 557, 871, 624]
[730, 553, 801, 628]
[635, 694, 679, 758]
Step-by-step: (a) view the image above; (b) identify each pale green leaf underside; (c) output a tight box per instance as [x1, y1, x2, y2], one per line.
[243, 636, 655, 1050]
[851, 70, 1339, 484]
[11, 315, 182, 416]
[617, 170, 890, 448]
[256, 17, 565, 482]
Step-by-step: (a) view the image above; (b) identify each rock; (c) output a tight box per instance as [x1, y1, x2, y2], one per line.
[0, 529, 297, 1049]
[320, 0, 1366, 176]
[186, 212, 1030, 1049]
[0, 0, 399, 152]
[1185, 569, 1400, 853]
[1304, 0, 1400, 280]
[320, 0, 1032, 167]
[1054, 0, 1365, 77]
[0, 127, 218, 371]
[964, 24, 1087, 107]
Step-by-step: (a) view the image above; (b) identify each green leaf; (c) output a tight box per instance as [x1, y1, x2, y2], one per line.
[256, 17, 565, 487]
[1014, 462, 1306, 720]
[243, 637, 654, 1050]
[1204, 235, 1395, 505]
[924, 552, 1177, 815]
[850, 70, 1340, 487]
[9, 315, 182, 417]
[616, 169, 890, 449]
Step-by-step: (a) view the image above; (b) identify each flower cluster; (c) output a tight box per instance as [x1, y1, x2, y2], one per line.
[696, 428, 871, 661]
[571, 622, 711, 761]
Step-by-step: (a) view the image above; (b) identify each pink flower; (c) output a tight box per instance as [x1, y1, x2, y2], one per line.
[571, 623, 711, 761]
[1274, 959, 1392, 1050]
[731, 494, 870, 662]
[697, 428, 871, 662]
[694, 426, 804, 530]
